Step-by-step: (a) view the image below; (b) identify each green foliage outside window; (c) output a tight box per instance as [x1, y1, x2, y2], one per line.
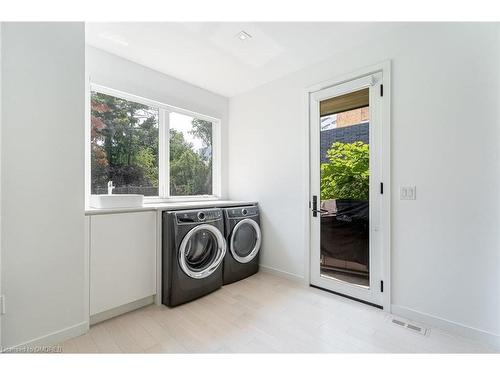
[320, 141, 369, 201]
[91, 91, 213, 197]
[169, 118, 213, 196]
[91, 91, 159, 195]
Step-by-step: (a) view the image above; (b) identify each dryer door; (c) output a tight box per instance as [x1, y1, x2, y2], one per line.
[230, 218, 262, 264]
[179, 224, 226, 279]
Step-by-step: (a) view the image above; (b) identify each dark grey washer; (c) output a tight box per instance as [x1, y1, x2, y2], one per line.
[223, 205, 261, 285]
[162, 208, 226, 307]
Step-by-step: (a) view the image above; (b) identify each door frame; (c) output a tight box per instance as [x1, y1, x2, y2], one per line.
[303, 60, 391, 311]
[0, 24, 3, 348]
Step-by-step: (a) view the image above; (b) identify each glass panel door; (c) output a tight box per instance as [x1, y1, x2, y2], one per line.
[309, 72, 385, 307]
[320, 90, 370, 288]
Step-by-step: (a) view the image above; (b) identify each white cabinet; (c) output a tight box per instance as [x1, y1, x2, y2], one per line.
[89, 211, 157, 316]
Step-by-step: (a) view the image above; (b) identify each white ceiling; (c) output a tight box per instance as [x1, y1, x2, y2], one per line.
[85, 22, 404, 97]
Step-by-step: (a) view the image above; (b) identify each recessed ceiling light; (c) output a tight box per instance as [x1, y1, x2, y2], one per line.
[236, 31, 252, 41]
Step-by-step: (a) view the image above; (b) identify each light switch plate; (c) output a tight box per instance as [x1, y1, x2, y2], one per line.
[400, 186, 416, 200]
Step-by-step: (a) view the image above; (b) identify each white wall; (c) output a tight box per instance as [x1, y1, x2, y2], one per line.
[85, 46, 230, 198]
[228, 23, 500, 343]
[1, 23, 86, 348]
[0, 23, 3, 347]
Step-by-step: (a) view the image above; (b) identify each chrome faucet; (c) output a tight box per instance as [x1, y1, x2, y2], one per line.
[107, 181, 115, 195]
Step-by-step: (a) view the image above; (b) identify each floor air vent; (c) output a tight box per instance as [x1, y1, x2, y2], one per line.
[391, 318, 429, 335]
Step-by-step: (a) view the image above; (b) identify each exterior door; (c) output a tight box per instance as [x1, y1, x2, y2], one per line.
[309, 71, 388, 308]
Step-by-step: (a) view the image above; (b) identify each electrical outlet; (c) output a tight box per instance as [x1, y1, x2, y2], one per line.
[400, 186, 416, 200]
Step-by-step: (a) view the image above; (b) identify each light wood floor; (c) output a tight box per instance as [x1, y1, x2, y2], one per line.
[60, 272, 497, 353]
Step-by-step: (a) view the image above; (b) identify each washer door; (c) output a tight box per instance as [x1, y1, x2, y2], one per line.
[230, 218, 262, 264]
[179, 224, 226, 279]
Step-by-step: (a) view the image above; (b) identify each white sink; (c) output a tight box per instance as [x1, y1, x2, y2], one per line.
[90, 194, 144, 209]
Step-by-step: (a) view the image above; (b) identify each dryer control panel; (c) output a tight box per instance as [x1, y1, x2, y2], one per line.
[226, 206, 259, 219]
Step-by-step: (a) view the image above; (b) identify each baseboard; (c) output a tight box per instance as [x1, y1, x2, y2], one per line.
[90, 295, 154, 325]
[2, 321, 88, 352]
[259, 264, 305, 284]
[391, 304, 500, 350]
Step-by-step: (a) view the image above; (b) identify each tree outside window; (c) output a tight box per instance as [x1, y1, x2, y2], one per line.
[90, 90, 215, 197]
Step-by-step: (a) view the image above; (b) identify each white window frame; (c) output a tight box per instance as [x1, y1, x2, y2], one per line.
[86, 84, 222, 203]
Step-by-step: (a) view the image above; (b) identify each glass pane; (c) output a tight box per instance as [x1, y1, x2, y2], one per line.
[90, 91, 159, 196]
[233, 224, 257, 257]
[185, 230, 217, 271]
[319, 93, 370, 288]
[169, 112, 213, 196]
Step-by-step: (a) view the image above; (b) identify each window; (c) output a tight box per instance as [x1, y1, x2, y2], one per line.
[169, 112, 213, 196]
[90, 92, 160, 196]
[88, 85, 220, 200]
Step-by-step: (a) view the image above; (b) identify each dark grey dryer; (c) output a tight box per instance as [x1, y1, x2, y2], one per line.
[162, 208, 226, 306]
[223, 205, 262, 284]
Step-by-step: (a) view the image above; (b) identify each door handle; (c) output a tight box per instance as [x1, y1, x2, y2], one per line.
[312, 196, 327, 217]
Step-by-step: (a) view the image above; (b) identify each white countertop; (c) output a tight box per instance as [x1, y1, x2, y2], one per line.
[85, 200, 257, 215]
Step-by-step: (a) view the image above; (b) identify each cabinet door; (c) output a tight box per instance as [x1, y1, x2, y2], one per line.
[90, 211, 156, 315]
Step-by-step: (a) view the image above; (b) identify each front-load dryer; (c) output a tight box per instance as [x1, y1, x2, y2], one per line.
[162, 208, 226, 307]
[223, 205, 262, 285]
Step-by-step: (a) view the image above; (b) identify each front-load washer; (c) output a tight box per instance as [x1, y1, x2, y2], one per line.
[223, 205, 262, 285]
[162, 208, 226, 307]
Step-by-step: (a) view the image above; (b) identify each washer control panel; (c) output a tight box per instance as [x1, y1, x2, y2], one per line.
[176, 208, 222, 223]
[226, 206, 259, 219]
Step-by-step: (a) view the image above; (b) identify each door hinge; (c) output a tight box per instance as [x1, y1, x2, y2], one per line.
[380, 84, 384, 97]
[0, 295, 5, 315]
[380, 182, 384, 194]
[312, 195, 318, 217]
[380, 280, 384, 293]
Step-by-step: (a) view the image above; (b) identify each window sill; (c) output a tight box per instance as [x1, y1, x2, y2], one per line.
[142, 196, 220, 205]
